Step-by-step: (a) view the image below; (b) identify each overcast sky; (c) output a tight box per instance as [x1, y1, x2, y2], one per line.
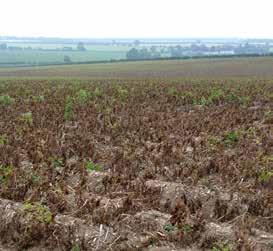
[1, 0, 272, 38]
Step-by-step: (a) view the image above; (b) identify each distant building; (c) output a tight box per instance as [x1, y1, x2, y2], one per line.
[203, 50, 235, 56]
[219, 50, 235, 55]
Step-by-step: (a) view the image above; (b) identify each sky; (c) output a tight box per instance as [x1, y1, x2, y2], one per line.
[1, 0, 272, 38]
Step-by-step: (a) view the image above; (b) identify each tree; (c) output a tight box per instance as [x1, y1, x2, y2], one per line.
[64, 55, 72, 63]
[0, 43, 7, 50]
[126, 47, 152, 60]
[138, 48, 151, 59]
[126, 48, 139, 60]
[77, 42, 86, 51]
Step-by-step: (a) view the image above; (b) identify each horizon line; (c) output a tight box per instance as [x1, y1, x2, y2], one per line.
[1, 35, 273, 40]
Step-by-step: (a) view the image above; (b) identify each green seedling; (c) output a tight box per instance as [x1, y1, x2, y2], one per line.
[116, 87, 129, 101]
[76, 89, 90, 104]
[208, 88, 224, 104]
[20, 112, 33, 125]
[195, 96, 209, 106]
[50, 157, 64, 173]
[163, 223, 176, 232]
[182, 224, 193, 234]
[31, 175, 41, 184]
[0, 165, 13, 185]
[226, 92, 241, 104]
[33, 95, 45, 102]
[64, 96, 74, 121]
[259, 170, 273, 183]
[181, 91, 195, 103]
[211, 243, 232, 251]
[23, 202, 52, 224]
[168, 87, 180, 97]
[239, 96, 251, 106]
[0, 135, 7, 146]
[0, 95, 14, 105]
[71, 244, 81, 251]
[53, 158, 63, 168]
[86, 160, 102, 172]
[94, 87, 103, 98]
[224, 131, 239, 146]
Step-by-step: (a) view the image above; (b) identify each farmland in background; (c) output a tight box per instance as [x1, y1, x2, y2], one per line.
[0, 56, 273, 79]
[0, 44, 131, 65]
[1, 37, 273, 67]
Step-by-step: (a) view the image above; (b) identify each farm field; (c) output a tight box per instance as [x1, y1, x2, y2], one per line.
[0, 45, 132, 66]
[0, 78, 273, 250]
[0, 57, 273, 79]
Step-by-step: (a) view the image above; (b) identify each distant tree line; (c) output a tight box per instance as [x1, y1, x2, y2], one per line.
[126, 46, 161, 60]
[126, 43, 272, 60]
[0, 42, 86, 52]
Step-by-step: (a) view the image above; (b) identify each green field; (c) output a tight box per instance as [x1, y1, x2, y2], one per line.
[5, 43, 132, 51]
[0, 57, 273, 79]
[0, 44, 132, 65]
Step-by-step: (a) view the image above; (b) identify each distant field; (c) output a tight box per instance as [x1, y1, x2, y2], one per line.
[0, 57, 273, 79]
[0, 44, 132, 65]
[5, 43, 132, 51]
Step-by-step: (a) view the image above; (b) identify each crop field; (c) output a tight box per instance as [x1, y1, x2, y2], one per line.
[0, 57, 273, 79]
[0, 45, 131, 66]
[0, 78, 273, 250]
